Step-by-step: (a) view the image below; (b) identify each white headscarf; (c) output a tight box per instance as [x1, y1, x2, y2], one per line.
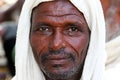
[105, 36, 120, 80]
[12, 0, 106, 80]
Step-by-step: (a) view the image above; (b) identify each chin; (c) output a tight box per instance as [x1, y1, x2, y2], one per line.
[41, 63, 80, 79]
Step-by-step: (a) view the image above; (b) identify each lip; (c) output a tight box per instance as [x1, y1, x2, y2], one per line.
[42, 54, 73, 67]
[46, 58, 70, 65]
[46, 55, 70, 60]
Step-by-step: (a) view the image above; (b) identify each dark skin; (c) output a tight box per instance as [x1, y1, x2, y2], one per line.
[30, 0, 90, 80]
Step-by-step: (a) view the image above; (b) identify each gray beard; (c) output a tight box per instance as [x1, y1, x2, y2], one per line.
[41, 64, 82, 80]
[39, 48, 84, 80]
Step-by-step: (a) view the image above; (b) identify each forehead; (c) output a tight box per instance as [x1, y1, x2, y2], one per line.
[32, 0, 84, 17]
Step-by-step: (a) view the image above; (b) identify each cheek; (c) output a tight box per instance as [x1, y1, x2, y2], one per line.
[64, 35, 89, 69]
[65, 35, 89, 56]
[68, 35, 89, 65]
[30, 34, 49, 56]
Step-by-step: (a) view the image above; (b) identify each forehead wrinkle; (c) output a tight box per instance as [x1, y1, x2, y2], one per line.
[37, 13, 84, 18]
[32, 0, 84, 18]
[32, 0, 87, 28]
[33, 8, 83, 17]
[34, 13, 85, 23]
[32, 15, 88, 30]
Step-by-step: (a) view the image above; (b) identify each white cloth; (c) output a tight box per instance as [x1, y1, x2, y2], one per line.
[105, 36, 120, 80]
[12, 0, 106, 80]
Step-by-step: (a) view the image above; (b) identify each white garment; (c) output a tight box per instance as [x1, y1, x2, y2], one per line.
[105, 36, 120, 80]
[12, 0, 106, 80]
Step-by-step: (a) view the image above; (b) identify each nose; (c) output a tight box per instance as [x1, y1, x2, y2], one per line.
[50, 31, 65, 50]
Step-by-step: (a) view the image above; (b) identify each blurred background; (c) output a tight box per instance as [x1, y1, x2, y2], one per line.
[0, 0, 24, 80]
[0, 0, 120, 80]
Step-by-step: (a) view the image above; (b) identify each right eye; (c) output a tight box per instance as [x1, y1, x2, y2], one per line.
[32, 24, 53, 35]
[39, 27, 49, 31]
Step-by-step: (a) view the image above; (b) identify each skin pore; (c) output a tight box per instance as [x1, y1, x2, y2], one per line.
[30, 0, 90, 80]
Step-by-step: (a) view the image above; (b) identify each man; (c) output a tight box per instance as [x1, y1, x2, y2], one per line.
[12, 0, 106, 80]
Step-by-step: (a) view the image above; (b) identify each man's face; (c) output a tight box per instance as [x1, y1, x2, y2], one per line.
[30, 0, 90, 79]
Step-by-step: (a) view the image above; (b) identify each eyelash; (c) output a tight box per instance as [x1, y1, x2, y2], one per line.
[66, 25, 82, 32]
[32, 24, 83, 36]
[33, 24, 50, 32]
[39, 27, 49, 31]
[68, 27, 79, 32]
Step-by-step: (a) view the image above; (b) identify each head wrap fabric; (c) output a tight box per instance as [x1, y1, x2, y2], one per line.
[105, 36, 120, 80]
[12, 0, 106, 80]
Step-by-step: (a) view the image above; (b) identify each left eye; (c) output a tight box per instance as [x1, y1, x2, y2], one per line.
[68, 27, 79, 32]
[64, 25, 83, 36]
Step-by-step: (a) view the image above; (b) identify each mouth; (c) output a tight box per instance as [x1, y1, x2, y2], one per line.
[42, 54, 72, 64]
[46, 56, 73, 69]
[40, 53, 76, 71]
[46, 54, 71, 60]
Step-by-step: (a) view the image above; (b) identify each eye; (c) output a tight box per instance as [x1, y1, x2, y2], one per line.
[32, 23, 53, 35]
[68, 27, 79, 32]
[33, 23, 51, 32]
[64, 24, 83, 36]
[39, 27, 49, 31]
[33, 26, 49, 32]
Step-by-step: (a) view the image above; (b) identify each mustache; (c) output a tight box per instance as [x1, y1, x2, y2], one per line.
[49, 48, 65, 55]
[40, 48, 76, 62]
